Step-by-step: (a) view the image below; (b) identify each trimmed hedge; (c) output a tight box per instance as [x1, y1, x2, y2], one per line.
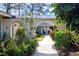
[54, 30, 72, 50]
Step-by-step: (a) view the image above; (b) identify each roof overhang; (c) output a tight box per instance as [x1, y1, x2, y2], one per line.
[0, 11, 12, 18]
[21, 15, 56, 19]
[37, 21, 55, 26]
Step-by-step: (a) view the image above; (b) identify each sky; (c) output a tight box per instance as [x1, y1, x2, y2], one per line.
[0, 3, 56, 18]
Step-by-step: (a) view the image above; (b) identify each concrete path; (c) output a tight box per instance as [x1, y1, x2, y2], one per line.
[33, 35, 58, 56]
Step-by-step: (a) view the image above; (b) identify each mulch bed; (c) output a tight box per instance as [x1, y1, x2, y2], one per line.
[55, 43, 79, 56]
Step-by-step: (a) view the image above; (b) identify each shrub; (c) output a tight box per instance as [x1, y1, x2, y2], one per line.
[4, 39, 37, 56]
[18, 43, 30, 56]
[36, 33, 41, 37]
[54, 31, 64, 48]
[54, 30, 72, 50]
[24, 39, 37, 55]
[29, 39, 37, 49]
[53, 25, 57, 30]
[72, 34, 79, 44]
[0, 29, 37, 56]
[50, 30, 56, 40]
[6, 42, 29, 56]
[5, 39, 18, 56]
[63, 31, 72, 49]
[16, 28, 25, 39]
[0, 41, 5, 55]
[16, 28, 26, 44]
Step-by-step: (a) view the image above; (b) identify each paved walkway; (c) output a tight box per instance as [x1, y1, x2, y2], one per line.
[33, 35, 58, 56]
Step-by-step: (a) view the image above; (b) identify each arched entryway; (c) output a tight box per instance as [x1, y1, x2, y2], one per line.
[10, 21, 25, 38]
[36, 21, 55, 35]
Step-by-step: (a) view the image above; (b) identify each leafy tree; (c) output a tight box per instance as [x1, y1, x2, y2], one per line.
[3, 3, 50, 18]
[51, 3, 79, 30]
[3, 3, 11, 14]
[26, 3, 46, 38]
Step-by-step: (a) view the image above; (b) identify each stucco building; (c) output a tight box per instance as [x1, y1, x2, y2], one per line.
[0, 11, 66, 39]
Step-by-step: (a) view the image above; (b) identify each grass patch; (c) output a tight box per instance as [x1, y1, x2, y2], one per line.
[36, 35, 44, 41]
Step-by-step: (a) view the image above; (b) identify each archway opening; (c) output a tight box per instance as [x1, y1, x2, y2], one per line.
[10, 21, 25, 39]
[35, 21, 55, 35]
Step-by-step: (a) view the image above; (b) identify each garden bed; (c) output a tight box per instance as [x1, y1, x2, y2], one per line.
[56, 46, 79, 56]
[55, 41, 79, 56]
[0, 28, 38, 56]
[0, 39, 38, 56]
[51, 30, 79, 56]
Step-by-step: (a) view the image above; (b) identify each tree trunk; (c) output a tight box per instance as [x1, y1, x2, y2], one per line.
[6, 3, 11, 14]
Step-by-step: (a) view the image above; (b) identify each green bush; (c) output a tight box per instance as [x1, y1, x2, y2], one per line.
[24, 39, 37, 55]
[72, 34, 79, 44]
[6, 42, 29, 56]
[54, 30, 72, 50]
[0, 28, 37, 56]
[5, 39, 18, 56]
[16, 28, 26, 44]
[50, 31, 56, 40]
[19, 39, 37, 55]
[0, 42, 6, 55]
[18, 43, 29, 56]
[3, 39, 37, 56]
[16, 28, 25, 39]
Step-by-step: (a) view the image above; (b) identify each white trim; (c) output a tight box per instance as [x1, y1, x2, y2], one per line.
[0, 11, 12, 18]
[10, 25, 12, 38]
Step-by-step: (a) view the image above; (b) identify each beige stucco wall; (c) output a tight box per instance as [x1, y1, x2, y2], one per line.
[1, 18, 66, 38]
[2, 18, 29, 38]
[34, 19, 57, 27]
[2, 18, 58, 38]
[34, 19, 66, 31]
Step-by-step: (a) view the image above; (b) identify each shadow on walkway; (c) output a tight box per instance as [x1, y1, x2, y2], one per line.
[52, 44, 56, 50]
[33, 51, 58, 56]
